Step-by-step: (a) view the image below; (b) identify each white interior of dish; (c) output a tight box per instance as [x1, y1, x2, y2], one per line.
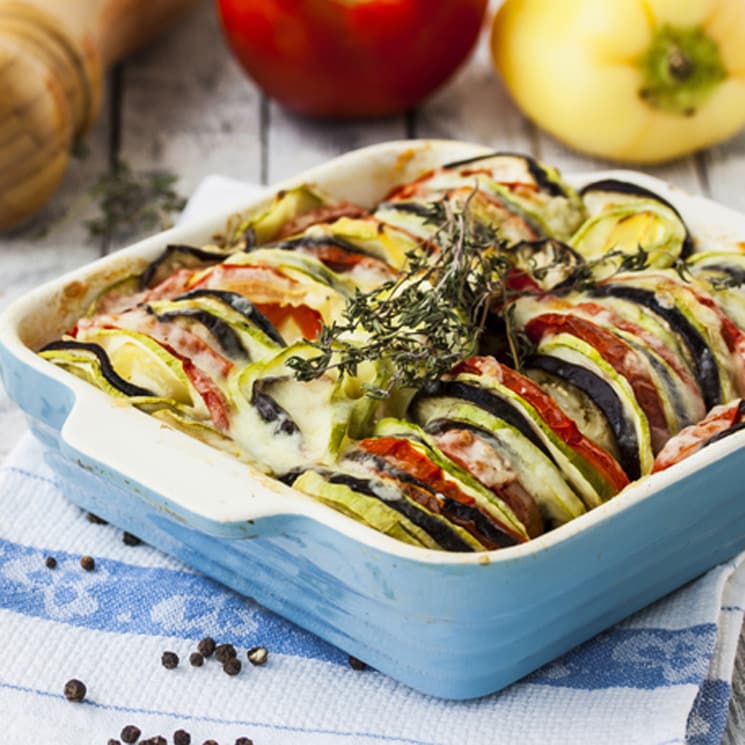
[2, 139, 745, 564]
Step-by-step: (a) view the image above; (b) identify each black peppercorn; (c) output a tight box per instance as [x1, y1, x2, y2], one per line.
[246, 646, 268, 666]
[108, 740, 121, 745]
[122, 531, 142, 546]
[173, 730, 191, 745]
[63, 678, 86, 702]
[121, 724, 141, 743]
[203, 740, 219, 745]
[86, 512, 107, 525]
[214, 643, 236, 663]
[235, 738, 254, 745]
[80, 555, 95, 571]
[45, 556, 57, 569]
[223, 657, 241, 676]
[189, 652, 204, 667]
[161, 651, 179, 669]
[348, 655, 366, 671]
[197, 637, 216, 657]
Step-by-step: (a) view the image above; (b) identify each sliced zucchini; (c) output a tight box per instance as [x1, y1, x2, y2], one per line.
[140, 244, 234, 289]
[531, 332, 654, 478]
[579, 179, 693, 258]
[408, 393, 587, 526]
[592, 279, 733, 410]
[291, 469, 445, 550]
[71, 327, 210, 419]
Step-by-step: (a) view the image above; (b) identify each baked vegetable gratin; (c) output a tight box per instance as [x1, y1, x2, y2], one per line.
[39, 153, 745, 552]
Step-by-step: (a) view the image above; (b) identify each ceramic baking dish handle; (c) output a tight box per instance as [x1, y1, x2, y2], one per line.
[57, 393, 307, 527]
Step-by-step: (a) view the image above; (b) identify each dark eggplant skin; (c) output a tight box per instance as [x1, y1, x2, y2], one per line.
[696, 263, 745, 287]
[250, 379, 299, 436]
[174, 289, 286, 346]
[590, 284, 719, 411]
[346, 451, 520, 550]
[325, 472, 476, 552]
[526, 354, 641, 481]
[442, 151, 567, 197]
[376, 200, 443, 220]
[579, 179, 694, 259]
[410, 380, 554, 462]
[271, 234, 380, 260]
[146, 307, 249, 361]
[140, 245, 230, 289]
[40, 340, 156, 397]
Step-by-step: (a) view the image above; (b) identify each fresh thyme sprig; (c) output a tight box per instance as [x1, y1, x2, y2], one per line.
[286, 192, 670, 398]
[287, 195, 512, 398]
[86, 161, 186, 248]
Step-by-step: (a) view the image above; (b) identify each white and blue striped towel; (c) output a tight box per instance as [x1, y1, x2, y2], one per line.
[0, 177, 743, 745]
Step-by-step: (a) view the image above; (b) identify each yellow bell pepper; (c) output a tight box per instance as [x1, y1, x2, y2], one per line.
[490, 0, 745, 163]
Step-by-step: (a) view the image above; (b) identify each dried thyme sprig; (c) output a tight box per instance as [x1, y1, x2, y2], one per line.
[86, 161, 186, 248]
[287, 195, 512, 397]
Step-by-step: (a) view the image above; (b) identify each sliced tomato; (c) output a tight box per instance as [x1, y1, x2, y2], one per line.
[453, 356, 629, 493]
[653, 400, 745, 472]
[358, 436, 526, 548]
[525, 313, 671, 452]
[254, 303, 323, 340]
[297, 243, 394, 275]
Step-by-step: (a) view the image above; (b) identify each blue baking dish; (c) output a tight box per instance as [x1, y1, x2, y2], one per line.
[2, 140, 745, 700]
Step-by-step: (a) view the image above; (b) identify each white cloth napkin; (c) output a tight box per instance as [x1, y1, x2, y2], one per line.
[0, 176, 743, 745]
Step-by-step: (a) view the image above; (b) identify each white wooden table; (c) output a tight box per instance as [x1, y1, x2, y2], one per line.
[0, 2, 743, 739]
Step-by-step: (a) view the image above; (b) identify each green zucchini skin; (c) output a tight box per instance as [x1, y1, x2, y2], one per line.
[579, 179, 694, 259]
[146, 307, 249, 361]
[411, 381, 554, 461]
[140, 244, 232, 289]
[40, 340, 156, 397]
[590, 284, 720, 411]
[322, 471, 477, 552]
[174, 289, 286, 346]
[345, 449, 521, 550]
[526, 353, 641, 481]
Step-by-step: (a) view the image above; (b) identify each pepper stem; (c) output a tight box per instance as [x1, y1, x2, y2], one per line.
[639, 25, 726, 116]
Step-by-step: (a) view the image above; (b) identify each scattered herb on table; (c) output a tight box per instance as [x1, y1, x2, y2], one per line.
[86, 161, 186, 248]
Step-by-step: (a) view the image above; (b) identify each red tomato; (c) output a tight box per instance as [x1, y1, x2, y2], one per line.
[216, 0, 489, 117]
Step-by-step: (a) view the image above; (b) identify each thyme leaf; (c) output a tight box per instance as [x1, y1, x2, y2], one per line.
[287, 195, 512, 397]
[85, 161, 186, 248]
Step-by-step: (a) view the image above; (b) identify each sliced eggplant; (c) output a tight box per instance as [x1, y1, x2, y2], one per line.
[579, 179, 694, 258]
[146, 306, 249, 362]
[348, 419, 528, 547]
[291, 469, 473, 551]
[591, 283, 721, 410]
[39, 340, 156, 397]
[227, 184, 365, 246]
[526, 353, 643, 480]
[509, 239, 587, 291]
[408, 394, 586, 527]
[140, 244, 234, 290]
[174, 289, 286, 346]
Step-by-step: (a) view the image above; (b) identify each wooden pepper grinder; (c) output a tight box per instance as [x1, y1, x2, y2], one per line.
[0, 0, 198, 230]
